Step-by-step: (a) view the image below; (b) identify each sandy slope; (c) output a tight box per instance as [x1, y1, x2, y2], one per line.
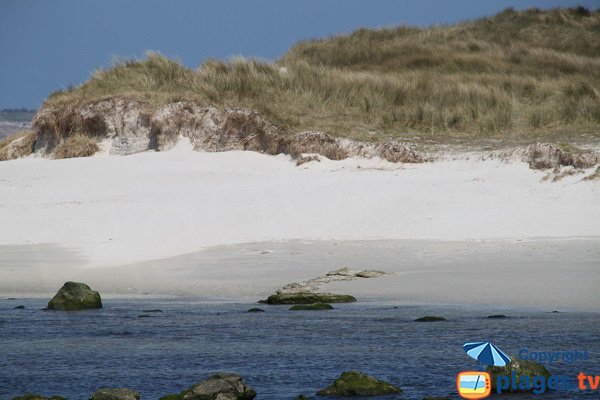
[0, 146, 599, 267]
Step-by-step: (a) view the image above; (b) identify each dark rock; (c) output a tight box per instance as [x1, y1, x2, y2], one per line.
[289, 302, 333, 311]
[14, 305, 25, 309]
[142, 309, 163, 313]
[90, 388, 140, 400]
[294, 396, 310, 400]
[317, 371, 402, 396]
[262, 292, 356, 305]
[487, 356, 551, 392]
[47, 281, 102, 311]
[12, 395, 65, 400]
[414, 316, 446, 322]
[137, 314, 152, 318]
[159, 395, 181, 400]
[178, 372, 256, 400]
[487, 314, 507, 319]
[247, 308, 265, 313]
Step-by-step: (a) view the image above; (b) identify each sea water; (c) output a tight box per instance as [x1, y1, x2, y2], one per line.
[1, 300, 598, 399]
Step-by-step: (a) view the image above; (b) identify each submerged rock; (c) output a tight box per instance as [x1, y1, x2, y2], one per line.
[487, 356, 551, 392]
[90, 388, 140, 400]
[142, 309, 163, 313]
[173, 372, 256, 400]
[487, 314, 507, 319]
[246, 308, 265, 313]
[261, 292, 356, 305]
[12, 395, 65, 400]
[14, 305, 25, 309]
[47, 281, 102, 311]
[289, 302, 333, 311]
[414, 316, 446, 322]
[317, 371, 402, 396]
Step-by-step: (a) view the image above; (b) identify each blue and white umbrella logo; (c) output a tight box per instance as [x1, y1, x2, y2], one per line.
[463, 341, 511, 367]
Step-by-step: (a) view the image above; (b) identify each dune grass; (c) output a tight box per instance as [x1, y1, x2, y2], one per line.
[0, 131, 36, 161]
[53, 134, 99, 159]
[42, 7, 600, 146]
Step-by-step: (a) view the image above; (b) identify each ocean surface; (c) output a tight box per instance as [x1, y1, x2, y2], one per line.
[1, 299, 598, 399]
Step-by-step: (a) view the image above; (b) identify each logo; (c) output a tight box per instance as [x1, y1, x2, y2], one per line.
[456, 371, 491, 399]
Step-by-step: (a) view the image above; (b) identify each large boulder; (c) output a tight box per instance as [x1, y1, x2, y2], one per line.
[90, 388, 140, 400]
[261, 292, 356, 305]
[487, 356, 551, 392]
[317, 371, 402, 396]
[177, 373, 257, 400]
[47, 281, 102, 310]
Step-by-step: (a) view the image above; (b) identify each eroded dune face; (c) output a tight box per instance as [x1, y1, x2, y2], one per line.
[31, 99, 423, 163]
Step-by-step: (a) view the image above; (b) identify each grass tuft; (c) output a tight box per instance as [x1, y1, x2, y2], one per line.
[53, 134, 99, 159]
[0, 131, 36, 161]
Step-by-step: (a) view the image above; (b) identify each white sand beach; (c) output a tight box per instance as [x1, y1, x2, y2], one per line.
[1, 147, 599, 309]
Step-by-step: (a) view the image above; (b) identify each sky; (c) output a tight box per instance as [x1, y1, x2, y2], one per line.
[0, 0, 597, 109]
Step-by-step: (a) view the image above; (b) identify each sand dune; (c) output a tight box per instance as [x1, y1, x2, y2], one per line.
[0, 148, 599, 266]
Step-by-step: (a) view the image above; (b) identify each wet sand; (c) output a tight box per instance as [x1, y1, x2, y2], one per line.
[1, 238, 598, 311]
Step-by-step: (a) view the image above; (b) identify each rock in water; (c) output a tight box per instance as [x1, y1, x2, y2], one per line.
[12, 395, 65, 400]
[90, 388, 140, 400]
[414, 316, 446, 322]
[177, 373, 256, 400]
[487, 357, 551, 392]
[262, 292, 356, 304]
[246, 308, 265, 313]
[47, 281, 102, 311]
[487, 314, 507, 319]
[289, 302, 333, 311]
[317, 371, 402, 396]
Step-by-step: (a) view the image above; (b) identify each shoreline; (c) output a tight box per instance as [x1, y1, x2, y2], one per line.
[2, 238, 599, 312]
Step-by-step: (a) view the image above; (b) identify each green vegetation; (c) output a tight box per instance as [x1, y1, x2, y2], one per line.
[43, 7, 600, 145]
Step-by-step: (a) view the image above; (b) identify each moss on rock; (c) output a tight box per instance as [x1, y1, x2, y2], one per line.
[317, 371, 402, 396]
[487, 356, 551, 392]
[289, 302, 333, 311]
[262, 292, 356, 305]
[47, 281, 102, 311]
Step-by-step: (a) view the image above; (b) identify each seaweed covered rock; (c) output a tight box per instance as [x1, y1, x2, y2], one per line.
[47, 281, 102, 310]
[90, 388, 140, 400]
[317, 371, 402, 396]
[12, 395, 65, 400]
[289, 302, 333, 311]
[487, 356, 551, 392]
[261, 292, 356, 305]
[177, 372, 256, 400]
